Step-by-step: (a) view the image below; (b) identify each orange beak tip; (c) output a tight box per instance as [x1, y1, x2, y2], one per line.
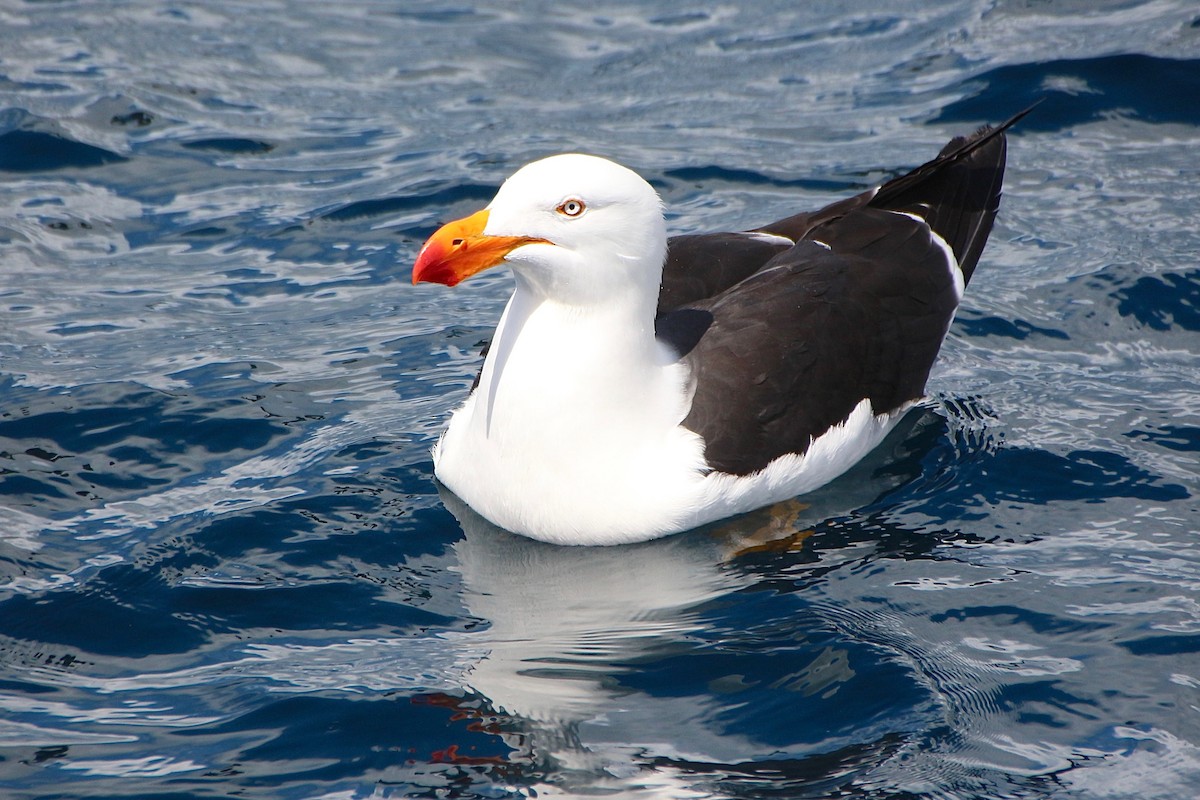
[412, 245, 464, 287]
[411, 209, 495, 288]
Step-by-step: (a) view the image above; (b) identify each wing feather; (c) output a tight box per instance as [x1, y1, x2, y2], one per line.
[655, 110, 1024, 474]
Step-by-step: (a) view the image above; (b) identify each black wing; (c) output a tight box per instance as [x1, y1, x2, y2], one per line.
[656, 112, 1022, 475]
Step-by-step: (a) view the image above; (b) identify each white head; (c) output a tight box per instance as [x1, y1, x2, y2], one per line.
[413, 154, 667, 308]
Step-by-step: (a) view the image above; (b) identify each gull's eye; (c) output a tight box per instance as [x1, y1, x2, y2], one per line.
[556, 198, 586, 218]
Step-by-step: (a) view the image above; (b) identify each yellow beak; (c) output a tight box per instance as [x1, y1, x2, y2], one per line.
[412, 209, 546, 286]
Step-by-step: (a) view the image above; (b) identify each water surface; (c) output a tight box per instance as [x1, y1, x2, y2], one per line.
[2, 2, 1199, 798]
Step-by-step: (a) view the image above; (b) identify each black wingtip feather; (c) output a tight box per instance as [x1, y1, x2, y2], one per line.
[931, 101, 1041, 161]
[867, 103, 1037, 285]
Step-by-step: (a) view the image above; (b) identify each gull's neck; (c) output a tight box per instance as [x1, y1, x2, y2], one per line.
[476, 272, 672, 440]
[432, 244, 705, 543]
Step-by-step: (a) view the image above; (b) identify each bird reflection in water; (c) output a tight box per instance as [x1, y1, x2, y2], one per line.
[423, 423, 928, 797]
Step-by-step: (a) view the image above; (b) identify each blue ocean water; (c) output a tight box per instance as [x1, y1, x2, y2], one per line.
[1, 1, 1199, 798]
